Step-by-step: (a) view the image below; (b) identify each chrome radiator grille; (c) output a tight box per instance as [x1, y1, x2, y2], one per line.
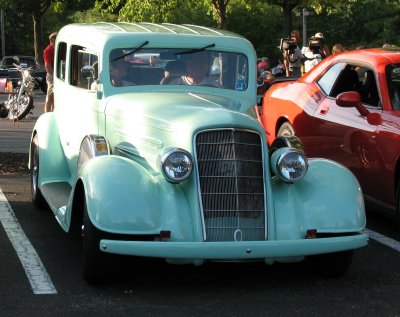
[195, 129, 265, 242]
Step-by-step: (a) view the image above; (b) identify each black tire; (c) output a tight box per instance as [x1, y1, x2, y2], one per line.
[82, 198, 113, 284]
[7, 94, 33, 121]
[307, 250, 354, 278]
[395, 182, 400, 230]
[30, 134, 47, 209]
[277, 122, 295, 137]
[40, 79, 47, 93]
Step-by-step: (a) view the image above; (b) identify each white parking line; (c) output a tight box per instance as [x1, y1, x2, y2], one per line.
[364, 228, 400, 253]
[0, 189, 57, 295]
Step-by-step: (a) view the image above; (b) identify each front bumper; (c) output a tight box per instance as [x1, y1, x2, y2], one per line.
[100, 233, 368, 260]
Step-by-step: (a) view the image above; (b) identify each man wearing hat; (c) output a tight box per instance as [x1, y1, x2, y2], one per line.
[314, 32, 331, 59]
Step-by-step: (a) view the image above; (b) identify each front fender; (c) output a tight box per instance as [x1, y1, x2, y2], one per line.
[78, 155, 196, 241]
[29, 112, 70, 183]
[272, 158, 366, 240]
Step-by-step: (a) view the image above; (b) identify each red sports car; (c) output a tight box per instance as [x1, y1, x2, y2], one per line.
[261, 48, 400, 222]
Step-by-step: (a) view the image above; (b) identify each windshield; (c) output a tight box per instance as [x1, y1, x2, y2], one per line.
[109, 48, 248, 91]
[1, 56, 37, 68]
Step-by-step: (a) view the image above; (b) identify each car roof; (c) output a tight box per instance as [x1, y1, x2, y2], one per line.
[59, 22, 245, 38]
[335, 48, 400, 64]
[300, 48, 400, 83]
[56, 22, 255, 57]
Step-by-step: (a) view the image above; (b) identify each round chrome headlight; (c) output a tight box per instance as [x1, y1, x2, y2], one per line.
[271, 148, 308, 183]
[161, 148, 193, 183]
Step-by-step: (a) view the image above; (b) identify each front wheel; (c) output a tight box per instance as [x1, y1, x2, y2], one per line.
[7, 94, 33, 121]
[307, 250, 354, 278]
[82, 198, 113, 284]
[277, 122, 295, 137]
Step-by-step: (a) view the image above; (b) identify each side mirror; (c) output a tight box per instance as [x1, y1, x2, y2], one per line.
[81, 65, 95, 80]
[336, 91, 381, 126]
[336, 91, 369, 116]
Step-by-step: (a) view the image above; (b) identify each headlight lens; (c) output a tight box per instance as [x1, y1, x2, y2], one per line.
[161, 148, 193, 183]
[271, 148, 308, 183]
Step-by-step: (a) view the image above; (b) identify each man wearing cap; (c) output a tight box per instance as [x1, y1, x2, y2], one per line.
[314, 32, 331, 59]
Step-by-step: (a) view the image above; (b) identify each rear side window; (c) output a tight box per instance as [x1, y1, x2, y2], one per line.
[56, 42, 67, 81]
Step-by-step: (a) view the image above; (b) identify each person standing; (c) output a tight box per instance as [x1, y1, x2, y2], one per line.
[303, 36, 323, 73]
[332, 43, 346, 55]
[43, 32, 57, 112]
[283, 30, 303, 78]
[314, 32, 331, 58]
[257, 57, 269, 75]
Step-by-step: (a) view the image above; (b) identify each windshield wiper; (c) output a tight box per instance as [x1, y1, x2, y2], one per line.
[111, 40, 149, 62]
[177, 43, 216, 55]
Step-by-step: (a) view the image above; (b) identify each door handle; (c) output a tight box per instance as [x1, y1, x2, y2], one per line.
[319, 105, 329, 115]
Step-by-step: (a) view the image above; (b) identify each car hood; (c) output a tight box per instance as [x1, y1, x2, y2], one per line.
[105, 91, 258, 131]
[104, 91, 262, 163]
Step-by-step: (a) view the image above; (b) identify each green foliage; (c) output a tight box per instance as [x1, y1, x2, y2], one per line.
[70, 7, 118, 23]
[113, 0, 214, 25]
[228, 0, 283, 64]
[2, 0, 400, 65]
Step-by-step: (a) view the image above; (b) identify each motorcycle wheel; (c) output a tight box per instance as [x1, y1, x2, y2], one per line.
[7, 94, 33, 121]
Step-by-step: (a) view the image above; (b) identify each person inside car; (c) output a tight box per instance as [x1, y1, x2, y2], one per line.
[169, 51, 218, 86]
[110, 59, 135, 87]
[110, 50, 135, 87]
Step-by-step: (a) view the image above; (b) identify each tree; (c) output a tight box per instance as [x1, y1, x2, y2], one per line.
[210, 0, 230, 28]
[262, 0, 303, 37]
[32, 1, 53, 62]
[96, 0, 233, 29]
[0, 0, 95, 61]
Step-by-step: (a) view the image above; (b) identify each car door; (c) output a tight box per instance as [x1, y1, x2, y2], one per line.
[54, 43, 100, 178]
[311, 62, 382, 198]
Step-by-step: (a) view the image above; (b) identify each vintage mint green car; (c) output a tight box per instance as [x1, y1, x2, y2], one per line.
[29, 22, 368, 283]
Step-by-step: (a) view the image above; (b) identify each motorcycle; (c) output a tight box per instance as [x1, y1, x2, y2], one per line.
[0, 63, 35, 121]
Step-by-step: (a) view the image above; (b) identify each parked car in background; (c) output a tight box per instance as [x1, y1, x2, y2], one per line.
[30, 22, 367, 283]
[262, 48, 400, 225]
[0, 55, 47, 92]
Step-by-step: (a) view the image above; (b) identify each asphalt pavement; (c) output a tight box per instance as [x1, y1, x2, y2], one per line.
[0, 90, 45, 153]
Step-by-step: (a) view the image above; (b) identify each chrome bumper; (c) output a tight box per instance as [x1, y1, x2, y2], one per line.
[100, 233, 368, 260]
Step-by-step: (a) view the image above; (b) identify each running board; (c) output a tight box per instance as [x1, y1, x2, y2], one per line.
[41, 181, 72, 212]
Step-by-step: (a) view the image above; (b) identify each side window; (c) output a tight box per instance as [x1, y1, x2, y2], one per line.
[386, 64, 400, 110]
[56, 42, 67, 81]
[317, 62, 345, 96]
[359, 67, 380, 108]
[70, 45, 98, 90]
[329, 64, 363, 98]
